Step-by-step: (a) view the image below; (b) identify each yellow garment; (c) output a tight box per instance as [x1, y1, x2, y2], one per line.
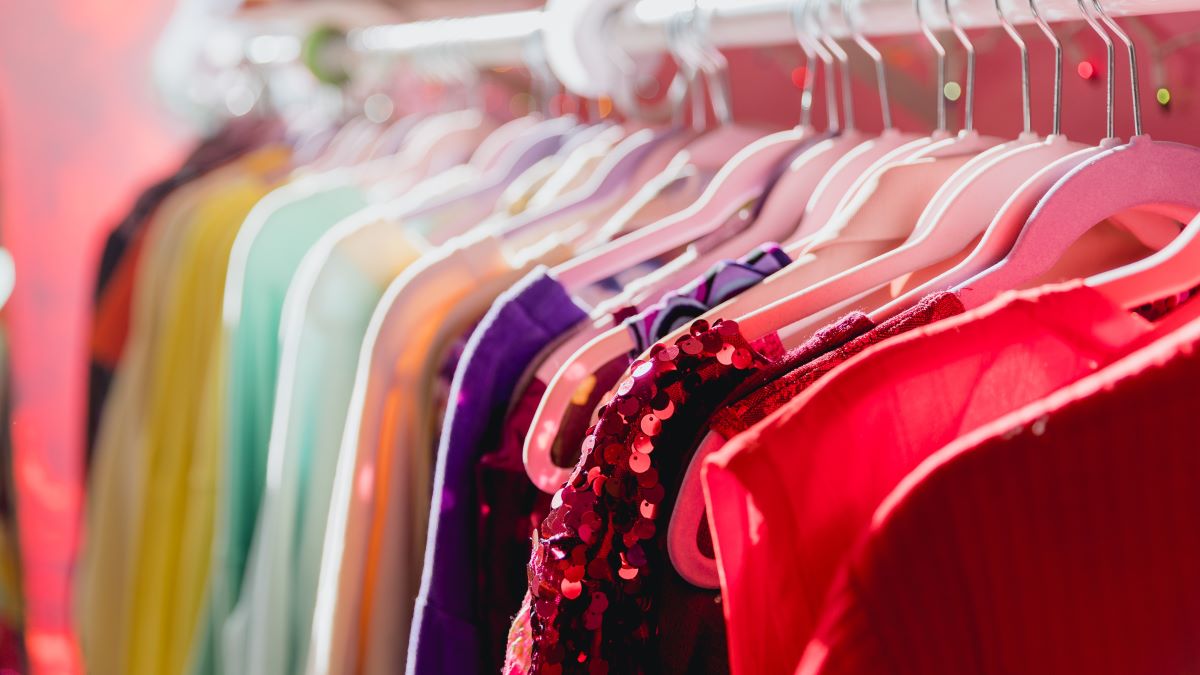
[77, 148, 287, 675]
[80, 167, 240, 675]
[125, 150, 287, 675]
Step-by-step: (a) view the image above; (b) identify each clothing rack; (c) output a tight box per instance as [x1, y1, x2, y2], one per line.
[349, 0, 1190, 61]
[234, 0, 1193, 99]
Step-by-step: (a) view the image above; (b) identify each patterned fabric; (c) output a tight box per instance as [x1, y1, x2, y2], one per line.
[549, 245, 794, 473]
[508, 319, 775, 674]
[624, 245, 792, 354]
[711, 292, 966, 438]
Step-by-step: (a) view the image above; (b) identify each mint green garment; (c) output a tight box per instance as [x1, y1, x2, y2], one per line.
[190, 174, 369, 675]
[227, 206, 429, 675]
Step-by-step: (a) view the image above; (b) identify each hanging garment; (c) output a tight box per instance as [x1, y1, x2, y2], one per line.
[124, 155, 286, 675]
[78, 149, 288, 675]
[702, 282, 1188, 675]
[798, 310, 1200, 675]
[711, 291, 965, 438]
[407, 268, 590, 675]
[508, 318, 785, 675]
[310, 231, 573, 675]
[86, 116, 282, 464]
[229, 207, 429, 675]
[192, 174, 370, 675]
[425, 246, 791, 672]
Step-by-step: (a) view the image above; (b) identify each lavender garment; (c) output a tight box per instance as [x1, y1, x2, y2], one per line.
[408, 268, 589, 675]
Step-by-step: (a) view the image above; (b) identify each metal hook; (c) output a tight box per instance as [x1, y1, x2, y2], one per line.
[1091, 0, 1142, 136]
[693, 0, 734, 126]
[995, 0, 1031, 134]
[915, 0, 947, 133]
[1027, 0, 1063, 136]
[667, 8, 704, 130]
[814, 0, 855, 130]
[795, 0, 840, 131]
[842, 0, 892, 130]
[943, 0, 976, 132]
[790, 0, 820, 128]
[1076, 0, 1115, 139]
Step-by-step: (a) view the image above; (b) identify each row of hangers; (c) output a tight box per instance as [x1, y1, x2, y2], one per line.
[253, 0, 1200, 588]
[464, 0, 1200, 589]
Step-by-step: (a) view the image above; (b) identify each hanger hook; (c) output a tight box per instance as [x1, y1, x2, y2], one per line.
[842, 0, 892, 130]
[995, 0, 1031, 135]
[1091, 0, 1142, 136]
[790, 0, 819, 128]
[815, 0, 855, 131]
[915, 0, 947, 133]
[666, 8, 701, 130]
[1027, 0, 1062, 136]
[800, 0, 841, 131]
[1076, 0, 1115, 139]
[693, 0, 734, 126]
[943, 0, 976, 132]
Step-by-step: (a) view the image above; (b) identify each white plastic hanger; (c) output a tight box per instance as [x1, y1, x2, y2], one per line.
[956, 0, 1200, 310]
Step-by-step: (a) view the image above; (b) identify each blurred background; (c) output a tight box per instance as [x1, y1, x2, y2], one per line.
[2, 0, 1200, 671]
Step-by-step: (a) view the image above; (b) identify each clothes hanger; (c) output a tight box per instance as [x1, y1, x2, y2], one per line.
[955, 0, 1200, 310]
[1089, 210, 1200, 308]
[617, 0, 853, 294]
[869, 0, 1113, 321]
[783, 0, 1099, 334]
[665, 0, 995, 340]
[549, 0, 819, 295]
[726, 0, 869, 251]
[522, 0, 828, 493]
[794, 0, 926, 242]
[715, 0, 1008, 345]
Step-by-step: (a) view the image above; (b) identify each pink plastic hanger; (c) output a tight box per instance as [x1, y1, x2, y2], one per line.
[550, 2, 812, 295]
[870, 0, 1106, 321]
[522, 0, 823, 494]
[956, 0, 1200, 310]
[1089, 211, 1200, 308]
[794, 0, 926, 242]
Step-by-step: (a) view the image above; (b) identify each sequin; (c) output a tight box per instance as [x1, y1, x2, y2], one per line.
[628, 451, 650, 473]
[520, 317, 767, 674]
[616, 396, 640, 418]
[716, 343, 736, 365]
[639, 413, 662, 437]
[653, 397, 674, 420]
[679, 335, 703, 355]
[631, 360, 654, 378]
[632, 434, 654, 455]
[551, 488, 564, 509]
[616, 377, 634, 396]
[732, 347, 753, 369]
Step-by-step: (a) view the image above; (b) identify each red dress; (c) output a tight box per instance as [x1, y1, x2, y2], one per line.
[799, 306, 1200, 675]
[702, 283, 1173, 675]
